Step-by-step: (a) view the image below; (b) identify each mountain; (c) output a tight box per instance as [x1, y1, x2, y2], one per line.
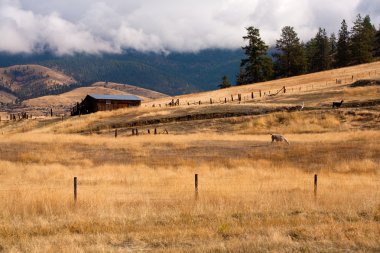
[0, 49, 244, 95]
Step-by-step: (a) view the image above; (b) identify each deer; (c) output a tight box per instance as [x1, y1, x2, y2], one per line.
[332, 100, 344, 108]
[270, 134, 290, 145]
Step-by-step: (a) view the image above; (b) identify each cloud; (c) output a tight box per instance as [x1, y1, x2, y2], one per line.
[0, 0, 378, 55]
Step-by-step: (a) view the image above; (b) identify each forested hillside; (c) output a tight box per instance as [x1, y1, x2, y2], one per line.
[0, 49, 243, 95]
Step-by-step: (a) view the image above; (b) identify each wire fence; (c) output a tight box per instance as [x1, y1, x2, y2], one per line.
[1, 174, 379, 204]
[0, 174, 322, 201]
[147, 69, 380, 108]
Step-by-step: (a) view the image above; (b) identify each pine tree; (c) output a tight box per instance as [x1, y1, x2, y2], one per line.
[218, 75, 231, 89]
[336, 19, 350, 67]
[237, 26, 273, 85]
[329, 33, 337, 67]
[275, 26, 306, 77]
[307, 28, 331, 72]
[350, 14, 376, 64]
[375, 26, 380, 57]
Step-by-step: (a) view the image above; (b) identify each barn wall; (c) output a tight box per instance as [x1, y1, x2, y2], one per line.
[71, 97, 141, 116]
[95, 100, 141, 112]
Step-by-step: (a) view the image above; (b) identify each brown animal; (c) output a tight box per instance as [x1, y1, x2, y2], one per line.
[271, 134, 289, 145]
[332, 100, 344, 108]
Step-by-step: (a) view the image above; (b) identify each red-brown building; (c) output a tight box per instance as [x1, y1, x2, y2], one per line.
[71, 94, 142, 116]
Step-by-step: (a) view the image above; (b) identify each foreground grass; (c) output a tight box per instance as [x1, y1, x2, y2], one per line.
[0, 129, 379, 252]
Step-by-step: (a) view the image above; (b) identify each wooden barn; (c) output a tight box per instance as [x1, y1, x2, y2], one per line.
[71, 94, 142, 116]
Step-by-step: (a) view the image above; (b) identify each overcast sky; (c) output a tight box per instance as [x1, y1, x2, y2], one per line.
[0, 0, 379, 55]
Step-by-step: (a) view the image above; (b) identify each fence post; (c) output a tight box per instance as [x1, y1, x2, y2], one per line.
[154, 128, 157, 135]
[225, 98, 227, 103]
[210, 98, 212, 104]
[231, 95, 234, 101]
[259, 90, 262, 97]
[314, 174, 318, 199]
[115, 129, 118, 138]
[195, 174, 198, 199]
[74, 177, 77, 203]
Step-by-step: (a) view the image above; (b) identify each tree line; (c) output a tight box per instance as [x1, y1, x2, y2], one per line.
[219, 14, 379, 88]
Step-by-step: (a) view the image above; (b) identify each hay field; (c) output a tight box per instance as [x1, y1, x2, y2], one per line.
[0, 62, 380, 252]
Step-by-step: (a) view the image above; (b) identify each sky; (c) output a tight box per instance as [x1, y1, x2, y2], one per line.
[0, 0, 379, 55]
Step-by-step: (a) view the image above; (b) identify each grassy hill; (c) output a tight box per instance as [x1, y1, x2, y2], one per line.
[0, 64, 77, 102]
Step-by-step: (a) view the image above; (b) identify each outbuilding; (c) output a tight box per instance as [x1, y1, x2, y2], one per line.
[71, 94, 142, 116]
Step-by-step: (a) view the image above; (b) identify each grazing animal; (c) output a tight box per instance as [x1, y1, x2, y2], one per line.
[332, 100, 344, 108]
[271, 134, 290, 145]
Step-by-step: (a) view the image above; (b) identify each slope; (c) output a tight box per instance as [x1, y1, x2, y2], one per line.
[0, 64, 78, 102]
[36, 61, 380, 135]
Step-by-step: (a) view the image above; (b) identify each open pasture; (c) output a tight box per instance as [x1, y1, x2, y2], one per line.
[0, 62, 379, 252]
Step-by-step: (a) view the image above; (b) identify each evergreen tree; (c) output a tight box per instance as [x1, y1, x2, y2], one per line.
[304, 38, 316, 72]
[307, 28, 331, 72]
[329, 33, 337, 67]
[375, 26, 380, 57]
[336, 19, 350, 67]
[274, 26, 306, 77]
[350, 14, 376, 64]
[218, 75, 231, 89]
[237, 26, 273, 85]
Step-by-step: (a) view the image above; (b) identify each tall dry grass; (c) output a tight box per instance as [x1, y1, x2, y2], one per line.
[0, 127, 379, 252]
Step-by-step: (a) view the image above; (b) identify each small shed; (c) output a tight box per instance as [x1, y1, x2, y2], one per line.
[71, 94, 142, 116]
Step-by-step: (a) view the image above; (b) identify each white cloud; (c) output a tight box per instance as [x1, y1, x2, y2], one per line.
[0, 0, 378, 55]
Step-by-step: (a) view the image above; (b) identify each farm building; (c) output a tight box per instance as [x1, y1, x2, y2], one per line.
[71, 94, 142, 116]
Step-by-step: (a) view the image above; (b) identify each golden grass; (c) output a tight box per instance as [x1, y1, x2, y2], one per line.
[0, 63, 380, 252]
[1, 125, 380, 251]
[142, 61, 380, 107]
[343, 85, 380, 100]
[230, 111, 343, 134]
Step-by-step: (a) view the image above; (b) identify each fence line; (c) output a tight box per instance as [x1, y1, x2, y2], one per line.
[157, 69, 380, 108]
[0, 175, 321, 203]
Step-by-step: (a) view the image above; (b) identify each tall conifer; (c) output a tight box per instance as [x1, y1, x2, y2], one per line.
[350, 14, 375, 64]
[237, 26, 273, 85]
[275, 26, 306, 77]
[336, 19, 350, 67]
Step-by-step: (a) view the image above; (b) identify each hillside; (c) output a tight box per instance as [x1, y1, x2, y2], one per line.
[91, 82, 167, 99]
[0, 64, 77, 102]
[0, 49, 243, 95]
[22, 81, 168, 115]
[144, 61, 380, 108]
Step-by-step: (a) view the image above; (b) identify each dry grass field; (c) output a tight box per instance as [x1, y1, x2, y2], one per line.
[0, 62, 380, 252]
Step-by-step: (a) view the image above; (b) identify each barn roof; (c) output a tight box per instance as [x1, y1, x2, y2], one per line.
[88, 94, 142, 101]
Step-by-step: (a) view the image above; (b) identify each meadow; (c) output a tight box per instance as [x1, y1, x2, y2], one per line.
[0, 62, 379, 252]
[0, 121, 379, 252]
